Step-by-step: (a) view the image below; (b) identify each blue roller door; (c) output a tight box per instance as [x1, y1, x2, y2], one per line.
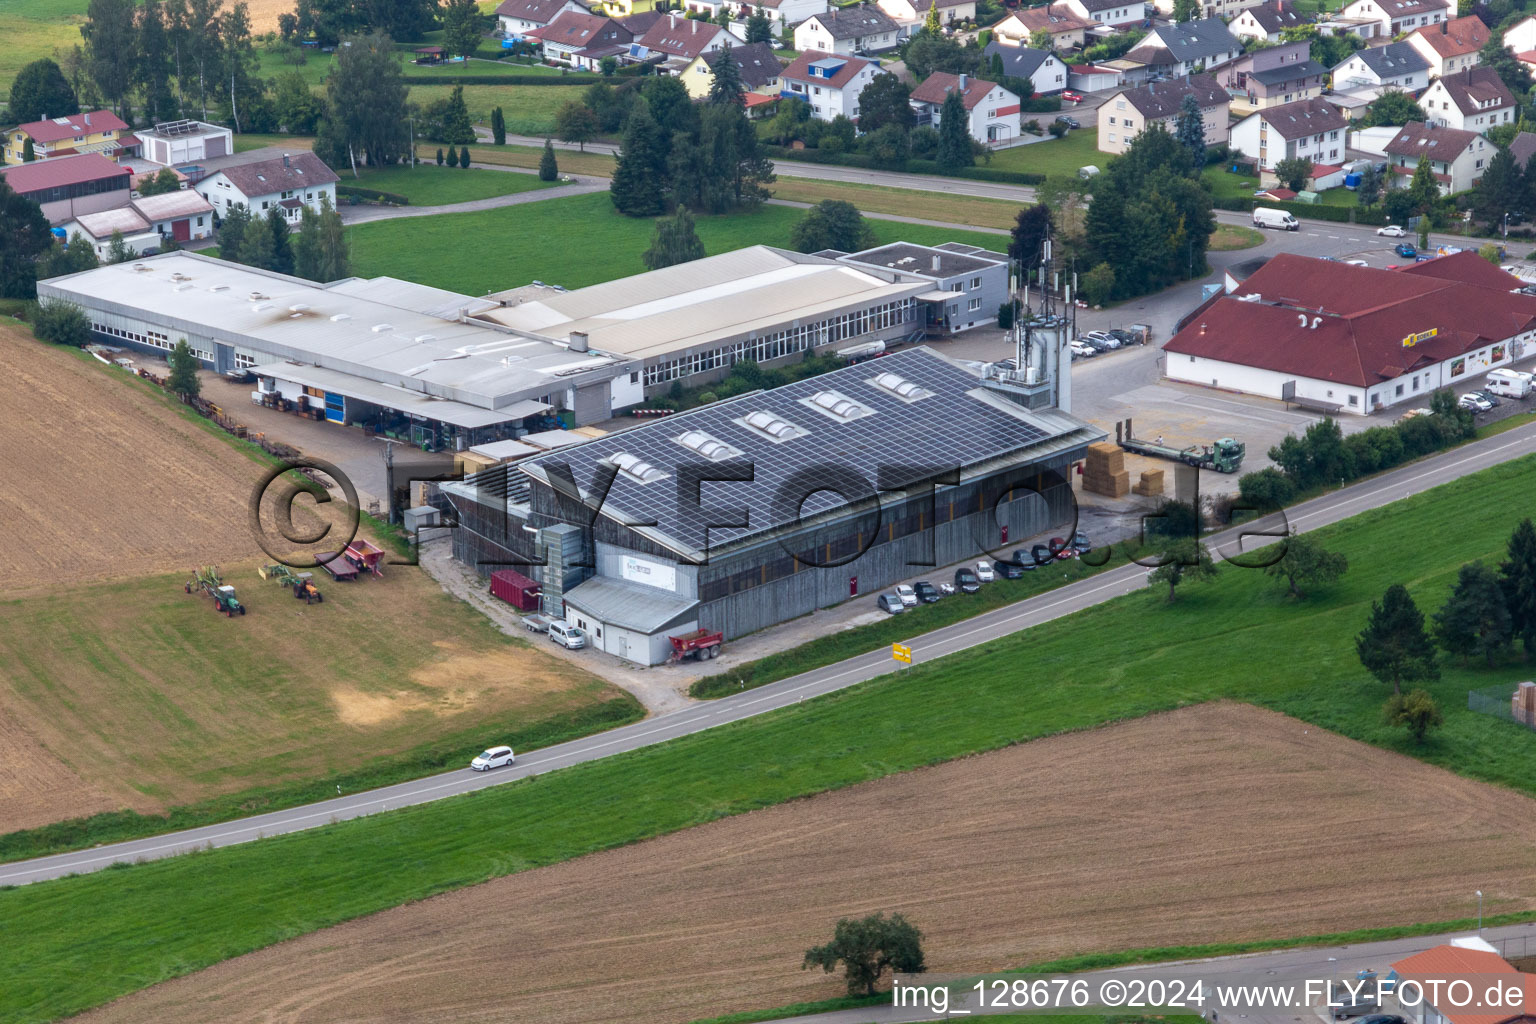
[325, 392, 344, 422]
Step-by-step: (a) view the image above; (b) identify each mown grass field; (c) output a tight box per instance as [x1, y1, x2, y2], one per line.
[345, 162, 555, 203]
[9, 444, 1536, 1024]
[0, 0, 88, 97]
[1209, 223, 1264, 250]
[347, 190, 1014, 292]
[407, 82, 589, 133]
[987, 127, 1102, 180]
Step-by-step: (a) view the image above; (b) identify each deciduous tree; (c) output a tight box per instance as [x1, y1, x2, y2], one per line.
[327, 32, 411, 170]
[442, 0, 485, 59]
[642, 207, 706, 269]
[137, 0, 177, 123]
[1265, 532, 1348, 598]
[1382, 689, 1443, 743]
[856, 74, 914, 137]
[1147, 538, 1218, 602]
[167, 338, 202, 397]
[1273, 155, 1313, 192]
[556, 100, 600, 151]
[7, 59, 79, 124]
[31, 299, 92, 347]
[83, 0, 138, 116]
[105, 230, 134, 264]
[790, 199, 876, 252]
[316, 194, 349, 280]
[1364, 89, 1426, 127]
[1357, 583, 1438, 693]
[803, 913, 925, 997]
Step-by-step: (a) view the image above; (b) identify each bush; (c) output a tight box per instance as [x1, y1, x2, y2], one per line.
[335, 185, 410, 205]
[30, 299, 91, 347]
[388, 73, 602, 85]
[1237, 467, 1296, 512]
[1019, 95, 1062, 112]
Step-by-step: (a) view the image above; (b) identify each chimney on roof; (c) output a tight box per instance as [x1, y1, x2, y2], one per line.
[85, 112, 91, 126]
[959, 72, 968, 89]
[283, 153, 291, 167]
[1441, 18, 1447, 31]
[569, 331, 589, 352]
[932, 254, 941, 271]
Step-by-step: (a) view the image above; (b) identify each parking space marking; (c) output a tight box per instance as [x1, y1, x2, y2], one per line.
[1328, 235, 1340, 239]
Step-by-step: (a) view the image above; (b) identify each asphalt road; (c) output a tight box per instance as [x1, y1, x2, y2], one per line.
[5, 420, 1534, 887]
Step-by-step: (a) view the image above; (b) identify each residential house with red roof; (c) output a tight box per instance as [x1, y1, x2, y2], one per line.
[1335, 0, 1450, 39]
[1165, 252, 1536, 413]
[1392, 941, 1536, 1024]
[1407, 15, 1490, 78]
[65, 189, 214, 255]
[1384, 119, 1490, 192]
[1420, 67, 1515, 133]
[877, 0, 977, 35]
[794, 7, 901, 56]
[910, 71, 1022, 143]
[777, 51, 883, 120]
[629, 14, 744, 71]
[495, 0, 590, 38]
[195, 151, 339, 223]
[526, 11, 633, 68]
[4, 110, 133, 166]
[1060, 0, 1142, 30]
[990, 4, 1093, 50]
[681, 42, 784, 106]
[0, 152, 132, 224]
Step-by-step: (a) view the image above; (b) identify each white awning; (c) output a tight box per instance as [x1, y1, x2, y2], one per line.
[252, 362, 550, 428]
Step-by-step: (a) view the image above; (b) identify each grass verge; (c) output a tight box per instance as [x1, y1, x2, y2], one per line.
[1209, 223, 1264, 251]
[347, 190, 1013, 292]
[8, 451, 1536, 1022]
[342, 162, 555, 204]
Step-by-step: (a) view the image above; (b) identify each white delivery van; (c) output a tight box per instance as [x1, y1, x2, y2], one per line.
[1253, 207, 1299, 230]
[1486, 369, 1532, 398]
[548, 620, 587, 649]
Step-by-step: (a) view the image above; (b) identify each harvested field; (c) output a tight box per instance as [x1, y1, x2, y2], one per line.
[79, 702, 1536, 1024]
[0, 326, 637, 829]
[0, 325, 268, 591]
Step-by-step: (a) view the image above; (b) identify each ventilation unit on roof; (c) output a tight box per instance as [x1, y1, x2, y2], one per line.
[676, 429, 741, 461]
[806, 390, 871, 422]
[330, 313, 351, 322]
[288, 303, 309, 313]
[170, 272, 187, 282]
[207, 283, 228, 292]
[371, 323, 394, 333]
[414, 334, 438, 343]
[741, 410, 806, 442]
[871, 371, 933, 402]
[248, 291, 267, 301]
[609, 451, 669, 484]
[132, 263, 149, 271]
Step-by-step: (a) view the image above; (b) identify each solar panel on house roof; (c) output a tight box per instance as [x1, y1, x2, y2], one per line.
[519, 348, 1073, 556]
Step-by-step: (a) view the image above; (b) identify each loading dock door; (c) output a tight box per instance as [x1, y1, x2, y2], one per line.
[324, 391, 345, 422]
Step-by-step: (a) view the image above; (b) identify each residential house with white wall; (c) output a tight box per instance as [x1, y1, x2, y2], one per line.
[1124, 18, 1243, 78]
[777, 51, 883, 119]
[196, 151, 338, 223]
[1228, 96, 1350, 173]
[1505, 14, 1536, 55]
[1098, 74, 1229, 154]
[527, 11, 634, 68]
[1060, 0, 1142, 30]
[1330, 42, 1429, 94]
[983, 43, 1068, 94]
[1220, 39, 1324, 111]
[1420, 66, 1515, 132]
[495, 0, 590, 38]
[1335, 0, 1449, 40]
[1406, 15, 1489, 78]
[752, 0, 831, 26]
[910, 71, 1022, 142]
[1385, 120, 1489, 192]
[1229, 0, 1309, 42]
[876, 0, 977, 34]
[990, 4, 1094, 49]
[794, 7, 901, 54]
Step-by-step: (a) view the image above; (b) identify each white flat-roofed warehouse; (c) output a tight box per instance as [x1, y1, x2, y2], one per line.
[475, 245, 932, 395]
[38, 252, 640, 446]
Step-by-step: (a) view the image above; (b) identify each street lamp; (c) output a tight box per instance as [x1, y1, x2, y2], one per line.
[1477, 890, 1484, 936]
[1329, 957, 1339, 999]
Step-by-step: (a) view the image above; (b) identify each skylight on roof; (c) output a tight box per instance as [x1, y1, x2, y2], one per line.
[610, 451, 669, 483]
[676, 430, 741, 461]
[802, 390, 873, 422]
[739, 410, 807, 442]
[871, 372, 933, 402]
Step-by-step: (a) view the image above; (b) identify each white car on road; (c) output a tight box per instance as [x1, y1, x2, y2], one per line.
[974, 561, 995, 583]
[470, 745, 516, 771]
[1377, 225, 1406, 237]
[895, 583, 918, 607]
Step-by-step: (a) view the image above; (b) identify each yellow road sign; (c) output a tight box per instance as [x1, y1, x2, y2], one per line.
[892, 643, 912, 664]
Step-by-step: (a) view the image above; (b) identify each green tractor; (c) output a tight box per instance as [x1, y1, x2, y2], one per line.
[185, 566, 247, 616]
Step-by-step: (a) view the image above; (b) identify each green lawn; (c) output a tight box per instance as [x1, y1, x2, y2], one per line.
[406, 82, 590, 133]
[9, 440, 1536, 1022]
[347, 190, 1014, 293]
[987, 127, 1102, 180]
[0, 0, 87, 96]
[1203, 165, 1359, 207]
[345, 162, 555, 203]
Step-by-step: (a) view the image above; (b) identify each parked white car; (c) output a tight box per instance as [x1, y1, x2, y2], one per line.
[1459, 393, 1493, 413]
[470, 745, 516, 771]
[548, 620, 587, 649]
[1376, 225, 1406, 237]
[1070, 341, 1096, 359]
[895, 583, 918, 607]
[974, 560, 995, 583]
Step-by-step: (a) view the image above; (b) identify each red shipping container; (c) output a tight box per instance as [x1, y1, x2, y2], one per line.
[490, 568, 541, 611]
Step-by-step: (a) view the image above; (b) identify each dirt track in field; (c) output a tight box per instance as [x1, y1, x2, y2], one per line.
[80, 703, 1536, 1024]
[0, 325, 269, 591]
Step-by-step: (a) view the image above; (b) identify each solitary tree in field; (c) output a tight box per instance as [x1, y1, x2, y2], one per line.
[1434, 562, 1512, 667]
[790, 199, 875, 253]
[804, 912, 925, 997]
[1500, 518, 1536, 656]
[1147, 538, 1218, 603]
[642, 207, 705, 270]
[1357, 584, 1438, 693]
[491, 105, 507, 146]
[1382, 688, 1443, 744]
[31, 299, 92, 347]
[1265, 533, 1348, 599]
[556, 100, 600, 152]
[167, 338, 202, 399]
[539, 138, 559, 181]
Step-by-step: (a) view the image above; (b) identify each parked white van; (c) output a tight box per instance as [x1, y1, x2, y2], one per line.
[1487, 369, 1532, 398]
[548, 620, 587, 649]
[1253, 207, 1299, 230]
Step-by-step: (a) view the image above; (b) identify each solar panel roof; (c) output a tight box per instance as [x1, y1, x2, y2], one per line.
[519, 347, 1097, 558]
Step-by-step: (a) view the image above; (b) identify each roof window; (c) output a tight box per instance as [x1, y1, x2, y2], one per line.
[609, 451, 669, 483]
[871, 371, 933, 402]
[740, 410, 807, 442]
[676, 429, 741, 460]
[803, 390, 873, 422]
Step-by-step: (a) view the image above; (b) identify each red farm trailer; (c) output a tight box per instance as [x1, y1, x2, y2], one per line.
[669, 628, 723, 662]
[317, 552, 360, 581]
[344, 539, 385, 577]
[490, 568, 541, 611]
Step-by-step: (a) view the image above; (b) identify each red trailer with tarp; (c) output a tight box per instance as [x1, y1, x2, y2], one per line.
[490, 568, 541, 611]
[344, 539, 385, 576]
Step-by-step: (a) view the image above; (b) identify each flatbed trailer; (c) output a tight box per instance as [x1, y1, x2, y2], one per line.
[1120, 433, 1245, 473]
[317, 553, 360, 581]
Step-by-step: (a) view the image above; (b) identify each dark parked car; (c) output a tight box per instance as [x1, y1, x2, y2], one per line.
[913, 580, 942, 603]
[1055, 114, 1081, 129]
[954, 567, 981, 593]
[1071, 531, 1091, 553]
[992, 558, 1025, 579]
[1470, 388, 1502, 407]
[1394, 243, 1417, 258]
[1107, 328, 1140, 347]
[1030, 543, 1051, 566]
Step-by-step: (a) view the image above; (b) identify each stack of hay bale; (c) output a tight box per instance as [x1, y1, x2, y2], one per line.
[1082, 442, 1129, 497]
[1132, 468, 1164, 497]
[1512, 681, 1536, 727]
